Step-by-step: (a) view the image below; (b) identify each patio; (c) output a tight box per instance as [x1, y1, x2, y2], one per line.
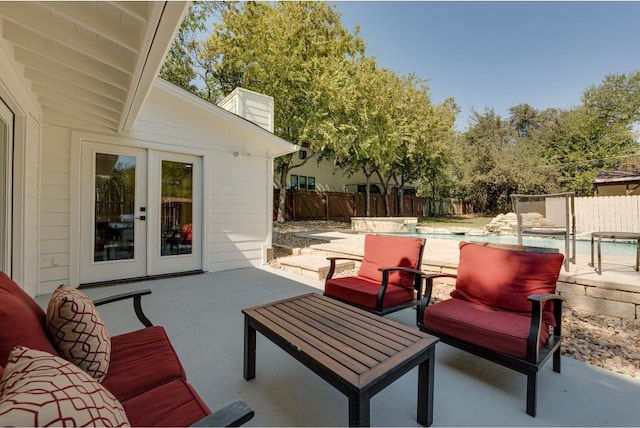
[35, 266, 640, 426]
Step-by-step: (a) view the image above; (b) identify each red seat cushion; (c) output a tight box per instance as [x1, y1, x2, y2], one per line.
[325, 276, 415, 310]
[422, 298, 551, 359]
[122, 379, 210, 427]
[357, 234, 424, 288]
[0, 272, 58, 367]
[102, 326, 186, 402]
[452, 242, 564, 324]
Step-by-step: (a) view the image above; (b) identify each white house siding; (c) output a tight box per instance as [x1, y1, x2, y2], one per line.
[218, 88, 274, 133]
[132, 81, 280, 272]
[39, 125, 72, 295]
[0, 39, 42, 297]
[22, 115, 40, 294]
[209, 153, 272, 271]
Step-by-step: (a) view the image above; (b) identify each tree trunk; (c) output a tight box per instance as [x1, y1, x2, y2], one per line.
[398, 174, 405, 216]
[276, 162, 291, 223]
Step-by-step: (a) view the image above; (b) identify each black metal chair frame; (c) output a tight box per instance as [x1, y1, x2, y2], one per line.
[416, 243, 565, 417]
[324, 238, 426, 320]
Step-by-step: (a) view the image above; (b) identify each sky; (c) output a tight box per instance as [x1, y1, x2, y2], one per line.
[331, 1, 640, 131]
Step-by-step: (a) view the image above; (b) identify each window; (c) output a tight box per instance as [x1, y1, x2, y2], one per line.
[290, 175, 298, 189]
[308, 176, 316, 190]
[299, 150, 307, 160]
[299, 176, 307, 190]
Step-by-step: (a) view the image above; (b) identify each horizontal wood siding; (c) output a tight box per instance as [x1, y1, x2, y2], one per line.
[23, 115, 40, 294]
[209, 152, 270, 271]
[39, 125, 72, 294]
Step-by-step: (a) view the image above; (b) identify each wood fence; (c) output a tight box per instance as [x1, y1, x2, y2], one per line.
[575, 195, 640, 233]
[273, 189, 472, 221]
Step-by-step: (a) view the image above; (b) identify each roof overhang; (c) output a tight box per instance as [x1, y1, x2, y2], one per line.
[154, 78, 298, 158]
[0, 1, 189, 133]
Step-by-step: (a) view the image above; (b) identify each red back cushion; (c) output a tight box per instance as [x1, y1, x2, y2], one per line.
[357, 234, 424, 288]
[0, 272, 58, 367]
[452, 242, 564, 315]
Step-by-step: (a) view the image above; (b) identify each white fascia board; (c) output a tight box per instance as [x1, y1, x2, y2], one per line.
[153, 78, 298, 157]
[119, 1, 190, 132]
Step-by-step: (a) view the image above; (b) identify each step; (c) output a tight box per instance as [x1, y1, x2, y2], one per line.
[278, 254, 356, 281]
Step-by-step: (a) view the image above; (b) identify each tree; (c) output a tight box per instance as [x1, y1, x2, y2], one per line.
[160, 2, 231, 99]
[203, 1, 365, 222]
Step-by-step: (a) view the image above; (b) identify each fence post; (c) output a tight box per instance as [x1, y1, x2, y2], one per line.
[325, 193, 329, 221]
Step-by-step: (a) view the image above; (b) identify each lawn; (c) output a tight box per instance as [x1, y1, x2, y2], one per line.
[418, 215, 493, 229]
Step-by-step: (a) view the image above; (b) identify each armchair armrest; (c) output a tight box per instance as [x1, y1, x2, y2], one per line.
[191, 400, 255, 427]
[526, 293, 565, 363]
[93, 289, 153, 328]
[326, 256, 362, 280]
[418, 272, 457, 306]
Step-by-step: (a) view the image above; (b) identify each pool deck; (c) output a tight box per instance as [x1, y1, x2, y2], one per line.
[285, 229, 640, 319]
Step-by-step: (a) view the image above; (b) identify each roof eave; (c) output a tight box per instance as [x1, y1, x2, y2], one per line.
[119, 1, 190, 133]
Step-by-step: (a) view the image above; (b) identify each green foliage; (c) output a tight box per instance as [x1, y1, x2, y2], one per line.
[162, 6, 639, 217]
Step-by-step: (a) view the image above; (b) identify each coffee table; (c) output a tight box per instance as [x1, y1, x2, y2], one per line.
[242, 293, 439, 427]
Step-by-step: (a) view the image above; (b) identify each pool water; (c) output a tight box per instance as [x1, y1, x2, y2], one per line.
[404, 233, 637, 259]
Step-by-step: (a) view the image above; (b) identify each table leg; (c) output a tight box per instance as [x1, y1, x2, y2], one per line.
[243, 316, 256, 380]
[590, 235, 595, 267]
[597, 237, 602, 275]
[348, 391, 370, 427]
[417, 346, 435, 427]
[636, 239, 640, 272]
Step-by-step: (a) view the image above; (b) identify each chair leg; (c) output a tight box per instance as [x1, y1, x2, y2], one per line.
[526, 373, 537, 417]
[553, 347, 561, 373]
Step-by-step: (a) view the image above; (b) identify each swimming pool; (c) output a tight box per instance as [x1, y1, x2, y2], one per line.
[402, 233, 638, 259]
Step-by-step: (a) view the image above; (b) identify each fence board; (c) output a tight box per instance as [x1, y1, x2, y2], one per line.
[574, 195, 639, 233]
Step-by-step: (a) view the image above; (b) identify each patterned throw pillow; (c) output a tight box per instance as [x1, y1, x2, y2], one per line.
[46, 285, 111, 382]
[0, 346, 129, 427]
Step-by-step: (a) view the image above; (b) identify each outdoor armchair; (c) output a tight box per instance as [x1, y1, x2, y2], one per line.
[417, 241, 565, 417]
[324, 234, 426, 320]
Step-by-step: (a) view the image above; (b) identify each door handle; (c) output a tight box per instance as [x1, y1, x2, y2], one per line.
[134, 216, 146, 220]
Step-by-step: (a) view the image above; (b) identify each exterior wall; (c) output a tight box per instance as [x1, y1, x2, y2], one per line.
[280, 152, 384, 192]
[128, 82, 280, 273]
[219, 88, 274, 133]
[39, 126, 72, 294]
[594, 183, 640, 196]
[32, 80, 290, 295]
[0, 37, 42, 296]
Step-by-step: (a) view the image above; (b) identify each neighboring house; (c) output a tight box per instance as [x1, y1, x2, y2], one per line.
[267, 145, 415, 195]
[0, 2, 296, 297]
[593, 170, 640, 196]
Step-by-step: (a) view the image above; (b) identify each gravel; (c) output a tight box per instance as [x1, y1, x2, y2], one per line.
[271, 220, 640, 378]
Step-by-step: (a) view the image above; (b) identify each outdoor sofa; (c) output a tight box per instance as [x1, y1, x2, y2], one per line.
[0, 272, 253, 426]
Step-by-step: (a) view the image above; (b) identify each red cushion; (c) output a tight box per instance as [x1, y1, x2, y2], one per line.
[422, 298, 551, 359]
[0, 273, 58, 367]
[358, 234, 424, 288]
[122, 379, 210, 427]
[453, 242, 563, 319]
[325, 276, 415, 310]
[102, 326, 185, 402]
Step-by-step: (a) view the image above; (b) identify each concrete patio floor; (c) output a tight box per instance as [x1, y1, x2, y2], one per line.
[36, 267, 640, 426]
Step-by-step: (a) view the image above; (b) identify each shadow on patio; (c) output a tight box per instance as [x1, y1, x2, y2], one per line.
[36, 267, 640, 427]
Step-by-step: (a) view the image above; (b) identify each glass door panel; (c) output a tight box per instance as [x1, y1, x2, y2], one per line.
[161, 160, 193, 257]
[93, 154, 136, 262]
[80, 143, 147, 284]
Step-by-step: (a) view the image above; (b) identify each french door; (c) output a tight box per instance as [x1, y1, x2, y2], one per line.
[0, 100, 13, 276]
[80, 142, 202, 284]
